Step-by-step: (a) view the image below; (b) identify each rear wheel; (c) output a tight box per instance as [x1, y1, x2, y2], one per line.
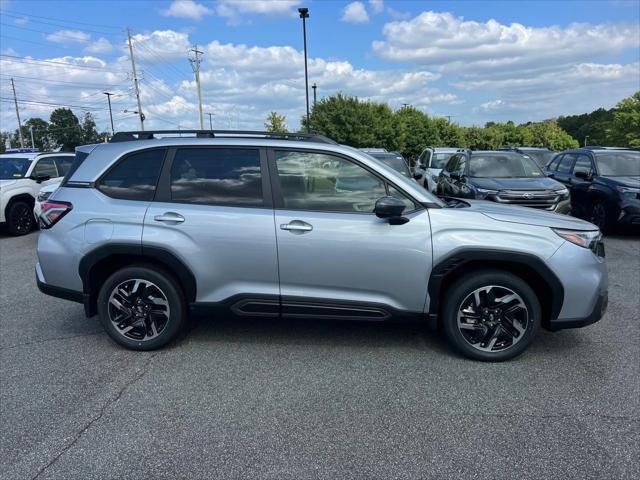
[442, 271, 541, 361]
[7, 200, 35, 236]
[97, 265, 186, 350]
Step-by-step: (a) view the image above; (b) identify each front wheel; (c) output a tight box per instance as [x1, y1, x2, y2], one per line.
[7, 200, 35, 235]
[97, 265, 187, 350]
[590, 200, 614, 233]
[442, 271, 541, 361]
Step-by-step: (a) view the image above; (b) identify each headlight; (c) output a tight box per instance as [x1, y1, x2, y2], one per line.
[37, 191, 52, 203]
[616, 186, 640, 198]
[475, 188, 498, 199]
[431, 174, 438, 182]
[553, 228, 601, 249]
[555, 188, 570, 200]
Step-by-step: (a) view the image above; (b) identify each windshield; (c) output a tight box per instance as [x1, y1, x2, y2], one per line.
[521, 151, 555, 167]
[370, 154, 411, 177]
[429, 152, 455, 169]
[0, 157, 32, 180]
[596, 152, 640, 176]
[469, 154, 544, 178]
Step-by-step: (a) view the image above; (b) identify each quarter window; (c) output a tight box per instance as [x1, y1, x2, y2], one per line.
[170, 148, 263, 206]
[275, 151, 386, 213]
[99, 149, 165, 201]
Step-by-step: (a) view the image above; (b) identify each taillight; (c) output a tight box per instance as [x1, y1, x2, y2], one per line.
[39, 201, 72, 229]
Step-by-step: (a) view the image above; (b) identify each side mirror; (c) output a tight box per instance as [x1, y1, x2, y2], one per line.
[31, 174, 50, 183]
[412, 172, 423, 180]
[450, 171, 461, 180]
[419, 163, 426, 170]
[374, 196, 409, 225]
[575, 170, 592, 181]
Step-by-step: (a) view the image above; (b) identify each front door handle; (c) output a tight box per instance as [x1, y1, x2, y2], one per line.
[154, 212, 185, 224]
[280, 220, 313, 233]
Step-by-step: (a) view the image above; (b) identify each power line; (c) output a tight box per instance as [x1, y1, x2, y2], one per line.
[0, 73, 128, 89]
[0, 54, 126, 73]
[0, 11, 120, 36]
[0, 97, 110, 111]
[0, 9, 122, 30]
[188, 44, 204, 129]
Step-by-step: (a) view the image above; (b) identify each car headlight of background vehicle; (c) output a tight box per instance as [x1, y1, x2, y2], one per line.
[553, 228, 601, 250]
[37, 191, 53, 203]
[431, 174, 438, 182]
[475, 188, 499, 199]
[555, 188, 570, 200]
[616, 186, 640, 199]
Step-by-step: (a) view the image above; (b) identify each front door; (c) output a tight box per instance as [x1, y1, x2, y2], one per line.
[270, 148, 432, 318]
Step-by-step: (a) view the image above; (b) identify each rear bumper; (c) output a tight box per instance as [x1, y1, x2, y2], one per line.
[36, 262, 91, 314]
[548, 291, 608, 331]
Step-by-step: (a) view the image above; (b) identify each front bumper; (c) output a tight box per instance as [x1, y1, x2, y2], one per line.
[548, 291, 608, 331]
[617, 200, 640, 226]
[552, 198, 571, 214]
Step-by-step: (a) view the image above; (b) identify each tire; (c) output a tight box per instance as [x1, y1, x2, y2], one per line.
[442, 270, 541, 361]
[7, 200, 35, 236]
[589, 200, 614, 233]
[97, 265, 187, 350]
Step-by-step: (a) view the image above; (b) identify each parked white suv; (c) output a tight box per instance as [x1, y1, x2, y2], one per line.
[0, 151, 75, 235]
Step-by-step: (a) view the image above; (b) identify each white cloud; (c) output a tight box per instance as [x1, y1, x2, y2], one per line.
[46, 30, 91, 44]
[130, 30, 191, 63]
[479, 99, 504, 111]
[341, 2, 369, 24]
[161, 0, 212, 21]
[373, 12, 639, 73]
[84, 37, 113, 54]
[387, 8, 410, 20]
[14, 16, 28, 26]
[369, 0, 384, 15]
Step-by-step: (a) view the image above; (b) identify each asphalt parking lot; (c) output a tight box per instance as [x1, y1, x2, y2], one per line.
[1, 231, 639, 480]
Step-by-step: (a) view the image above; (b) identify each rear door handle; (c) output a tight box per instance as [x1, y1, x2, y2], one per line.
[280, 220, 313, 233]
[154, 212, 185, 224]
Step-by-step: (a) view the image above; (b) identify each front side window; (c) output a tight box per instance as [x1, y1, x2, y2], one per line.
[170, 148, 263, 206]
[33, 158, 58, 178]
[430, 152, 455, 169]
[573, 154, 593, 176]
[0, 157, 31, 179]
[468, 154, 543, 178]
[99, 149, 165, 201]
[275, 151, 386, 213]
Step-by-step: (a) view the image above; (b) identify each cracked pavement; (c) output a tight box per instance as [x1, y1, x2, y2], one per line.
[1, 231, 639, 479]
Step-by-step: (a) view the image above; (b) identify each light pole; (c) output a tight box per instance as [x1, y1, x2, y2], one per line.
[206, 112, 214, 130]
[103, 92, 115, 134]
[298, 7, 310, 133]
[312, 82, 317, 107]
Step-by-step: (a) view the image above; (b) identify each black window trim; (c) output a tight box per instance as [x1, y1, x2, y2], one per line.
[154, 145, 272, 209]
[266, 147, 423, 215]
[95, 146, 168, 201]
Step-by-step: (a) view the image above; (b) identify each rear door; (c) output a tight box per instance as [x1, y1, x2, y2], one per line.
[30, 156, 61, 188]
[568, 153, 595, 210]
[143, 146, 279, 308]
[269, 148, 432, 317]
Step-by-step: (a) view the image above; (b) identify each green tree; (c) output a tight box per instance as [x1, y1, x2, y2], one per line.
[393, 106, 440, 164]
[264, 111, 288, 133]
[14, 118, 51, 151]
[305, 93, 399, 151]
[433, 117, 465, 147]
[608, 91, 640, 148]
[48, 108, 82, 151]
[80, 112, 101, 144]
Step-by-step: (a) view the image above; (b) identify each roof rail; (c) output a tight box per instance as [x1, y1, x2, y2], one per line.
[109, 130, 338, 145]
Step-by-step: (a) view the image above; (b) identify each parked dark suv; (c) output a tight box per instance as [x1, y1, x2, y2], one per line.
[545, 147, 640, 231]
[436, 150, 570, 212]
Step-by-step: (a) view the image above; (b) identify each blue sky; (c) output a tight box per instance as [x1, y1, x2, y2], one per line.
[1, 0, 639, 134]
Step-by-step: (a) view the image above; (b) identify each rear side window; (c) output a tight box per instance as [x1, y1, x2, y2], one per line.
[54, 156, 74, 176]
[98, 149, 165, 201]
[170, 148, 263, 206]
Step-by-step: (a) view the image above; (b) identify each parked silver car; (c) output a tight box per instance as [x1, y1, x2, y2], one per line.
[36, 131, 607, 361]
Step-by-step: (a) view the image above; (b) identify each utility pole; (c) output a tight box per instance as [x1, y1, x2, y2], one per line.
[206, 112, 214, 130]
[103, 92, 115, 134]
[11, 78, 25, 147]
[29, 125, 35, 149]
[126, 28, 144, 131]
[298, 7, 310, 132]
[189, 45, 204, 130]
[312, 83, 317, 106]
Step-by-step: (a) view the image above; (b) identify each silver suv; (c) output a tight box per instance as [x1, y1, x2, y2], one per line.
[36, 131, 608, 361]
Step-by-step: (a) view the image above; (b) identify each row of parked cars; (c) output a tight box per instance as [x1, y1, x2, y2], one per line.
[364, 145, 639, 233]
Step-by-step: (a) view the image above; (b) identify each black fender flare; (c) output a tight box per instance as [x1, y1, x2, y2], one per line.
[427, 248, 564, 320]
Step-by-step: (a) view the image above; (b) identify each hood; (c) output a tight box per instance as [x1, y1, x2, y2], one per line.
[600, 176, 640, 188]
[470, 176, 563, 191]
[466, 200, 597, 230]
[0, 179, 18, 189]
